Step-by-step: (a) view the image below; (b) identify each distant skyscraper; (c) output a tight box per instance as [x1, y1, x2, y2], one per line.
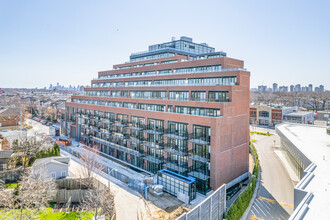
[319, 85, 324, 92]
[290, 85, 294, 92]
[273, 83, 278, 92]
[315, 87, 319, 92]
[295, 84, 301, 92]
[308, 84, 313, 92]
[279, 86, 289, 92]
[258, 85, 267, 92]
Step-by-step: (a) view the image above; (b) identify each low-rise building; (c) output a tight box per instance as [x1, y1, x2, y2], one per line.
[0, 150, 13, 171]
[250, 105, 314, 126]
[276, 123, 330, 219]
[315, 111, 330, 125]
[32, 156, 70, 180]
[0, 108, 23, 128]
[283, 111, 314, 124]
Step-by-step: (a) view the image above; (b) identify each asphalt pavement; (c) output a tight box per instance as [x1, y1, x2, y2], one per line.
[247, 127, 294, 220]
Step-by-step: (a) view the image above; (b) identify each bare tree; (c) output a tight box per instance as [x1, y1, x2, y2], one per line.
[0, 167, 57, 220]
[12, 134, 50, 169]
[79, 146, 105, 188]
[82, 189, 115, 219]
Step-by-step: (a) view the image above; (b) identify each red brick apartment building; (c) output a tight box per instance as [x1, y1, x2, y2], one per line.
[64, 37, 250, 194]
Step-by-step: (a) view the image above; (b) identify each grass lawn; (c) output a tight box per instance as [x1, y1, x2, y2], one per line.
[250, 131, 272, 136]
[0, 207, 93, 220]
[5, 182, 19, 189]
[36, 208, 93, 220]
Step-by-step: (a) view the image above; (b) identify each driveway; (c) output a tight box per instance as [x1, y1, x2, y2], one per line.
[247, 130, 294, 220]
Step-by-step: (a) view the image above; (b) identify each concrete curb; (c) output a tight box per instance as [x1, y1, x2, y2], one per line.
[240, 167, 261, 220]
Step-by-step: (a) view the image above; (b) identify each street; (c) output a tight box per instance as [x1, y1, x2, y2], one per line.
[248, 127, 294, 220]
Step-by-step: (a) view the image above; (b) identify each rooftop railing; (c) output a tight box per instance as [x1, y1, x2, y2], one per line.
[92, 68, 246, 81]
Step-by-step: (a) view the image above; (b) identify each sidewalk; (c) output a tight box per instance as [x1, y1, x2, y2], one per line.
[64, 151, 148, 220]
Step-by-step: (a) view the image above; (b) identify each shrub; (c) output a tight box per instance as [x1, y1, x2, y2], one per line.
[226, 143, 259, 220]
[29, 143, 61, 165]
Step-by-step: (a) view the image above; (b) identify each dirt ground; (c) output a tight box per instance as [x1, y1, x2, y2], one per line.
[152, 206, 190, 220]
[145, 191, 190, 220]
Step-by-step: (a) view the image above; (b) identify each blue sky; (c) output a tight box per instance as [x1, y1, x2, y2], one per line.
[0, 0, 329, 89]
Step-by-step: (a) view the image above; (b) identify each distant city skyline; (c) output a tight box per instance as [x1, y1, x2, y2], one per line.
[1, 1, 329, 88]
[255, 83, 326, 92]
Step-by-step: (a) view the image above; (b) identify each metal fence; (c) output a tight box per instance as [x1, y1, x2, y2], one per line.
[60, 146, 144, 193]
[177, 184, 226, 220]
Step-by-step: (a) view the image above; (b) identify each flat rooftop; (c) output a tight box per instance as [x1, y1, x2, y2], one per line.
[283, 112, 314, 116]
[276, 123, 330, 219]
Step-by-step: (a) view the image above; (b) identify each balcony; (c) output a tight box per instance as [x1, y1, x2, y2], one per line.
[80, 124, 89, 129]
[144, 155, 163, 164]
[163, 129, 188, 140]
[81, 114, 89, 119]
[114, 120, 128, 127]
[143, 141, 164, 149]
[100, 128, 112, 135]
[100, 118, 114, 124]
[127, 122, 145, 131]
[164, 143, 188, 156]
[144, 126, 164, 135]
[91, 137, 143, 157]
[91, 68, 245, 81]
[164, 161, 188, 173]
[90, 117, 101, 122]
[90, 126, 100, 132]
[188, 152, 210, 163]
[74, 113, 82, 118]
[112, 132, 127, 140]
[188, 135, 210, 145]
[187, 166, 210, 180]
[127, 136, 144, 144]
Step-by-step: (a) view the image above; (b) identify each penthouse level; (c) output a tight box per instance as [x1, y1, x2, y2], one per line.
[64, 37, 250, 196]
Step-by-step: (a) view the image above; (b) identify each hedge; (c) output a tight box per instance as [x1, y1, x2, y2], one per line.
[29, 143, 61, 165]
[225, 143, 259, 220]
[250, 131, 272, 136]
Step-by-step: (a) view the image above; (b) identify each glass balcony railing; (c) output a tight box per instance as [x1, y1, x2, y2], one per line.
[163, 129, 188, 140]
[164, 143, 188, 156]
[91, 68, 245, 81]
[187, 166, 210, 180]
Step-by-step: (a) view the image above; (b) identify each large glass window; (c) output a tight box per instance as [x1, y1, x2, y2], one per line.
[169, 91, 189, 101]
[175, 106, 220, 117]
[139, 103, 165, 112]
[191, 91, 206, 101]
[208, 91, 229, 102]
[259, 111, 270, 117]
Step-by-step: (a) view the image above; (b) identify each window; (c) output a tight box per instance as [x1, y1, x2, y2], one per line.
[61, 171, 66, 178]
[169, 91, 189, 101]
[51, 172, 56, 180]
[208, 91, 229, 102]
[259, 111, 270, 117]
[175, 106, 220, 117]
[191, 91, 206, 101]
